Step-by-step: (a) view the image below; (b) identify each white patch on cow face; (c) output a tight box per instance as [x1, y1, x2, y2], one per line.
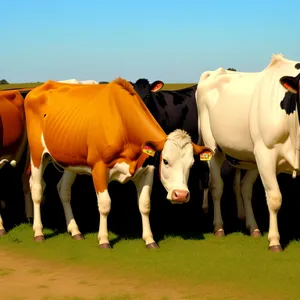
[159, 138, 194, 204]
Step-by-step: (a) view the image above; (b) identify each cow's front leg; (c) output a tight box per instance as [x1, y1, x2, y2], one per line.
[57, 170, 83, 240]
[254, 145, 282, 252]
[133, 166, 157, 248]
[92, 163, 111, 248]
[30, 163, 46, 241]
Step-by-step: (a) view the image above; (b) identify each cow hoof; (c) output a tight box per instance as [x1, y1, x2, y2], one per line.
[72, 233, 84, 240]
[146, 242, 159, 249]
[268, 245, 282, 252]
[251, 230, 262, 238]
[99, 243, 111, 249]
[34, 235, 45, 242]
[203, 207, 209, 214]
[214, 230, 225, 237]
[0, 229, 6, 236]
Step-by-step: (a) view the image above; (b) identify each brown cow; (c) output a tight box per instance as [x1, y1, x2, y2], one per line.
[24, 78, 213, 248]
[0, 89, 32, 235]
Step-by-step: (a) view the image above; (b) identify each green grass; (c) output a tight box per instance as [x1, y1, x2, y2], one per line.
[0, 82, 195, 91]
[1, 224, 300, 299]
[0, 82, 43, 90]
[0, 267, 14, 276]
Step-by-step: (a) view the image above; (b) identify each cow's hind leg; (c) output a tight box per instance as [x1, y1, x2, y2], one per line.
[57, 170, 83, 240]
[133, 167, 157, 248]
[241, 169, 261, 237]
[234, 169, 245, 220]
[30, 156, 48, 242]
[202, 187, 209, 214]
[209, 152, 225, 236]
[201, 162, 210, 214]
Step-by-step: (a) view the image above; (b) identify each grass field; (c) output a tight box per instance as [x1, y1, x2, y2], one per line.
[1, 224, 300, 299]
[0, 82, 196, 91]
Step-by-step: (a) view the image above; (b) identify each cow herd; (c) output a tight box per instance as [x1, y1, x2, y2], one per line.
[0, 53, 299, 253]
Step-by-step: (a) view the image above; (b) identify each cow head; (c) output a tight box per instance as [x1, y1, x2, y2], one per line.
[130, 79, 164, 105]
[142, 129, 213, 204]
[280, 74, 300, 94]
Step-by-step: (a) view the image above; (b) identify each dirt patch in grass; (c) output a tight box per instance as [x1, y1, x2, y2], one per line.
[0, 249, 281, 300]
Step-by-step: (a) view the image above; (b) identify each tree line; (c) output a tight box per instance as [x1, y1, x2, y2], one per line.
[0, 69, 237, 85]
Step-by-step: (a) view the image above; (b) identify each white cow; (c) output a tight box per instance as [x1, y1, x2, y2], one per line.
[196, 53, 300, 252]
[58, 79, 99, 84]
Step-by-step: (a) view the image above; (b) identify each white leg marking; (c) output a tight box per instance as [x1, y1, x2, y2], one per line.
[133, 167, 156, 246]
[57, 170, 81, 237]
[254, 145, 281, 249]
[97, 189, 111, 246]
[30, 162, 46, 238]
[234, 169, 245, 220]
[241, 169, 260, 234]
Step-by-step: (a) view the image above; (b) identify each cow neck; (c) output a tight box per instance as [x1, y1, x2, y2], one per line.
[113, 85, 166, 161]
[97, 82, 167, 174]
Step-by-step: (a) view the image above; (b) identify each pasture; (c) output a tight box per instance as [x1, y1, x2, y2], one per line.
[1, 80, 300, 299]
[0, 82, 196, 91]
[1, 224, 300, 300]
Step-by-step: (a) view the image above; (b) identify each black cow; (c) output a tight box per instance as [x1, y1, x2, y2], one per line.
[129, 78, 241, 236]
[128, 79, 211, 228]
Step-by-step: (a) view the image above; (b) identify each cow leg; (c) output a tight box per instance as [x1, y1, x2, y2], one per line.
[201, 162, 210, 214]
[254, 147, 282, 252]
[133, 167, 157, 248]
[57, 170, 82, 240]
[30, 161, 47, 242]
[208, 152, 225, 236]
[234, 169, 245, 220]
[202, 188, 209, 214]
[92, 163, 111, 248]
[22, 175, 33, 222]
[0, 211, 5, 235]
[240, 169, 261, 237]
[96, 190, 111, 248]
[22, 145, 33, 222]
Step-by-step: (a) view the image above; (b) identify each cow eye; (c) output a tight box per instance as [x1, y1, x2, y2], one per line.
[163, 159, 169, 165]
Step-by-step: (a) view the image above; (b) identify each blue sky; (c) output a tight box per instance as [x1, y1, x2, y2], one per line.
[2, 0, 300, 83]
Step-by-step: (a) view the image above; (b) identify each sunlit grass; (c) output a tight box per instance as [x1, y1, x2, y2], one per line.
[1, 224, 300, 299]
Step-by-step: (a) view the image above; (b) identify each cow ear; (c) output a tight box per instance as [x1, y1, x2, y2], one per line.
[141, 139, 166, 156]
[280, 76, 298, 94]
[192, 143, 214, 161]
[150, 80, 164, 92]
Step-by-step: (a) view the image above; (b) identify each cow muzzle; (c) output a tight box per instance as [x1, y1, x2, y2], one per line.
[170, 189, 190, 204]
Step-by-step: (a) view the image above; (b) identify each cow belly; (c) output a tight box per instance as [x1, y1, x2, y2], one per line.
[42, 111, 88, 167]
[209, 99, 255, 162]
